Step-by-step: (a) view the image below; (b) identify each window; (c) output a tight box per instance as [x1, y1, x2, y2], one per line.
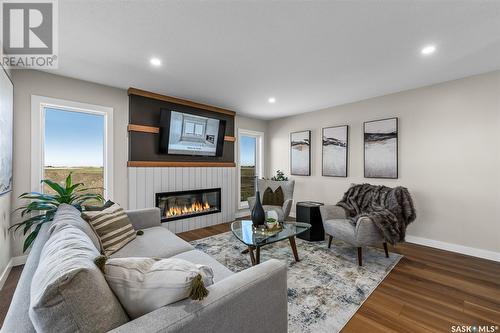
[43, 108, 105, 196]
[31, 96, 113, 199]
[238, 129, 264, 209]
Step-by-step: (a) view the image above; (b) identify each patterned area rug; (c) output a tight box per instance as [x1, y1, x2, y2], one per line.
[191, 232, 402, 333]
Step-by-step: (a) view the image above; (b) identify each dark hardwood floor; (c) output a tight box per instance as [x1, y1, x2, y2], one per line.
[2, 222, 499, 332]
[0, 265, 23, 327]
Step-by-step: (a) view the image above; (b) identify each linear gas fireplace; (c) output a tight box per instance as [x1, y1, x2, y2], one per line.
[156, 188, 221, 222]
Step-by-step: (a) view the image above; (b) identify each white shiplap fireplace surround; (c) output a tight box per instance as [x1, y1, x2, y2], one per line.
[128, 167, 236, 233]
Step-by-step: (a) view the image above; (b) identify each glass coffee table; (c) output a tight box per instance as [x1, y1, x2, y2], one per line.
[231, 220, 311, 265]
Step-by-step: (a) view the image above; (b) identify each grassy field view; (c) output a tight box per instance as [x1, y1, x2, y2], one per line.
[44, 167, 104, 198]
[240, 166, 256, 202]
[44, 166, 255, 203]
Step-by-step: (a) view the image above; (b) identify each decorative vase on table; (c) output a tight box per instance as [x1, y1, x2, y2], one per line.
[251, 191, 266, 227]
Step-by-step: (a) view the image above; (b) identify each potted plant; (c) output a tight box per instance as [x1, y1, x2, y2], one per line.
[265, 217, 278, 230]
[10, 173, 103, 252]
[270, 170, 288, 181]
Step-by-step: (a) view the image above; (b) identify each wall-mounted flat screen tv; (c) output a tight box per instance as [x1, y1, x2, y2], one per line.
[159, 110, 226, 157]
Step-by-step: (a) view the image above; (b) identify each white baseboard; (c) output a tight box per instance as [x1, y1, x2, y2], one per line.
[0, 258, 14, 291]
[12, 255, 27, 266]
[405, 235, 500, 263]
[0, 255, 28, 291]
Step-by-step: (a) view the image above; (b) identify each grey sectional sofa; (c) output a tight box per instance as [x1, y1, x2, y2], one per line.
[3, 204, 288, 333]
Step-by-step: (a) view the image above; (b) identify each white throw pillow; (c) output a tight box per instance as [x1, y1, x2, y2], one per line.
[102, 257, 214, 319]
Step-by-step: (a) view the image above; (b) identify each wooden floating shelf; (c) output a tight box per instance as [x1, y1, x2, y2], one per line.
[127, 124, 235, 142]
[128, 161, 236, 168]
[128, 87, 236, 116]
[127, 124, 159, 134]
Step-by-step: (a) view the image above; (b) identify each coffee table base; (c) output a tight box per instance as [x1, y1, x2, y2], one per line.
[244, 236, 300, 265]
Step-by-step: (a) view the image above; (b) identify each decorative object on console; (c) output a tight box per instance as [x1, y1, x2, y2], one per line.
[364, 117, 398, 178]
[320, 183, 416, 265]
[96, 256, 213, 319]
[251, 190, 266, 226]
[322, 125, 348, 177]
[270, 169, 288, 181]
[0, 66, 13, 196]
[82, 203, 137, 256]
[248, 179, 295, 222]
[10, 173, 104, 252]
[290, 130, 311, 176]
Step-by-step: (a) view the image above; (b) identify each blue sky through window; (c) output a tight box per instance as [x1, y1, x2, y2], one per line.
[44, 108, 104, 167]
[240, 135, 256, 167]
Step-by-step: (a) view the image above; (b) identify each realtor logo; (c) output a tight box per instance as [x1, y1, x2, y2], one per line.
[1, 0, 58, 68]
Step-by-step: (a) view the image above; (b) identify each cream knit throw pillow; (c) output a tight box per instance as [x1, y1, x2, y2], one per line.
[97, 257, 214, 319]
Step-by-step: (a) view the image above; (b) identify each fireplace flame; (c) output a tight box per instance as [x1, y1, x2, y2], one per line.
[166, 201, 211, 218]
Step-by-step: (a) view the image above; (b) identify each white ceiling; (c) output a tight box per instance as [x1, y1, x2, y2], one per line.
[47, 0, 500, 119]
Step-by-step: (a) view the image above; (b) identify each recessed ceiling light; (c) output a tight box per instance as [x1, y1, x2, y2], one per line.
[268, 97, 276, 104]
[150, 57, 162, 66]
[421, 45, 436, 55]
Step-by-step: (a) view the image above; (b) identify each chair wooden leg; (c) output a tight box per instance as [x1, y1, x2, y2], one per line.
[357, 247, 363, 266]
[383, 242, 389, 258]
[327, 235, 333, 249]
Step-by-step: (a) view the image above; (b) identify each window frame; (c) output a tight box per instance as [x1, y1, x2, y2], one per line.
[30, 95, 114, 200]
[237, 128, 264, 209]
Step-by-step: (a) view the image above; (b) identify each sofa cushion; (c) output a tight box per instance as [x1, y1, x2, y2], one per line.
[82, 203, 137, 256]
[48, 203, 101, 251]
[103, 257, 214, 319]
[172, 249, 233, 283]
[30, 224, 129, 333]
[110, 226, 194, 259]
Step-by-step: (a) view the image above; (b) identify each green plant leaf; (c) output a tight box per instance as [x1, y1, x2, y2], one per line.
[23, 223, 43, 253]
[12, 172, 106, 253]
[68, 183, 84, 193]
[75, 186, 103, 192]
[65, 172, 73, 190]
[20, 202, 58, 216]
[41, 179, 67, 197]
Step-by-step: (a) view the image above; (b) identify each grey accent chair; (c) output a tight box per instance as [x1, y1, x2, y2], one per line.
[248, 179, 295, 222]
[319, 205, 389, 266]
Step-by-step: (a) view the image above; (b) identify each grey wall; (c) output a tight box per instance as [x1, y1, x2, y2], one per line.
[10, 70, 129, 257]
[267, 70, 500, 254]
[0, 66, 13, 282]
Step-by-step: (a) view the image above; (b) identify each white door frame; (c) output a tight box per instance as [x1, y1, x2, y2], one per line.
[237, 128, 264, 209]
[30, 95, 114, 200]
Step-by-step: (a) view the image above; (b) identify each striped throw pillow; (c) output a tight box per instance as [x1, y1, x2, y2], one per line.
[82, 203, 136, 256]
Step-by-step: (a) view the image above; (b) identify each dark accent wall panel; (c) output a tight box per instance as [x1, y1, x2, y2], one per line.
[129, 94, 235, 163]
